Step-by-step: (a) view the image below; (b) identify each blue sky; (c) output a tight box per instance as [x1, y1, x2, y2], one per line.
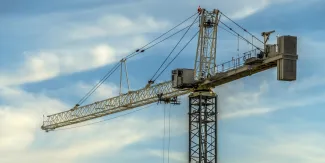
[0, 0, 324, 163]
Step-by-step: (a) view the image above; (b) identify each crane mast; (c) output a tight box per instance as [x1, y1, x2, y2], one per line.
[41, 8, 298, 163]
[188, 9, 219, 163]
[194, 9, 219, 80]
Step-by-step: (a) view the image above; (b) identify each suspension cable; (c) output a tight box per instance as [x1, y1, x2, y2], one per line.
[217, 21, 251, 45]
[77, 62, 121, 105]
[125, 13, 198, 59]
[218, 20, 262, 51]
[219, 11, 264, 44]
[153, 30, 199, 81]
[218, 23, 238, 37]
[126, 20, 199, 60]
[150, 14, 199, 81]
[75, 13, 198, 106]
[144, 21, 199, 52]
[218, 22, 263, 52]
[79, 21, 199, 104]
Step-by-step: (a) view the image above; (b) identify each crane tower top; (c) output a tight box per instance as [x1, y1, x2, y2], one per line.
[194, 9, 219, 81]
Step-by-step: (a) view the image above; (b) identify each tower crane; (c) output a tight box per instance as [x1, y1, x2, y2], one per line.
[41, 8, 298, 163]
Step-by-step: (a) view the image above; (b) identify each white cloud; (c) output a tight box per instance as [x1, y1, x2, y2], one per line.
[0, 86, 67, 155]
[222, 123, 325, 163]
[226, 0, 271, 19]
[1, 1, 325, 163]
[67, 14, 170, 40]
[0, 40, 138, 86]
[0, 117, 165, 163]
[219, 87, 325, 119]
[0, 0, 307, 88]
[149, 149, 187, 163]
[212, 34, 325, 119]
[191, 0, 294, 19]
[0, 82, 187, 163]
[40, 81, 122, 107]
[288, 75, 325, 92]
[214, 80, 269, 118]
[0, 108, 36, 151]
[76, 82, 120, 100]
[124, 0, 296, 21]
[214, 71, 325, 119]
[0, 11, 169, 87]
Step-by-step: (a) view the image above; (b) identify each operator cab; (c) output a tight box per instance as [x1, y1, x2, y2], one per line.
[171, 69, 195, 89]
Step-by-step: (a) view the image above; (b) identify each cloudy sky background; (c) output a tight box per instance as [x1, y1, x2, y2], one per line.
[0, 0, 325, 163]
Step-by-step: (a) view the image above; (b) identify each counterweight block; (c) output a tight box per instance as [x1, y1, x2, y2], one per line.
[276, 35, 298, 81]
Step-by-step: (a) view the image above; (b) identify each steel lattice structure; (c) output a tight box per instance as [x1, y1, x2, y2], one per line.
[42, 81, 191, 130]
[194, 9, 219, 80]
[42, 51, 295, 130]
[189, 92, 217, 163]
[42, 50, 290, 131]
[41, 7, 298, 163]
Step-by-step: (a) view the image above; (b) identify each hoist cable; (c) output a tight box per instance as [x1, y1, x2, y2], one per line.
[150, 14, 199, 81]
[153, 30, 199, 81]
[219, 11, 264, 44]
[237, 34, 240, 54]
[167, 104, 171, 163]
[163, 105, 166, 163]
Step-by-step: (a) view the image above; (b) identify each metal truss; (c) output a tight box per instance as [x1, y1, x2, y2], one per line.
[42, 51, 288, 131]
[42, 81, 192, 131]
[189, 92, 217, 163]
[194, 9, 219, 80]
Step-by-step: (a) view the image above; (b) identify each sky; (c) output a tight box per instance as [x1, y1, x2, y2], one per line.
[0, 0, 324, 163]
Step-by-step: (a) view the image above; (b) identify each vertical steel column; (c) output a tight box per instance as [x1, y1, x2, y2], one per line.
[215, 95, 218, 163]
[188, 97, 192, 162]
[189, 91, 217, 163]
[199, 95, 202, 163]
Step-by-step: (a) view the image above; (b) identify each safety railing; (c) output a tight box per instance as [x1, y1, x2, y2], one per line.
[215, 48, 262, 73]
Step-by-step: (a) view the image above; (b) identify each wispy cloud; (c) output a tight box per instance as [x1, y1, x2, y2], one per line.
[1, 1, 324, 163]
[0, 0, 303, 88]
[0, 13, 168, 87]
[216, 71, 325, 119]
[66, 14, 170, 40]
[0, 85, 186, 163]
[149, 149, 187, 163]
[222, 122, 325, 163]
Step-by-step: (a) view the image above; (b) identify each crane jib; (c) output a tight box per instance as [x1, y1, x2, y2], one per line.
[41, 7, 298, 133]
[42, 48, 297, 131]
[40, 7, 298, 163]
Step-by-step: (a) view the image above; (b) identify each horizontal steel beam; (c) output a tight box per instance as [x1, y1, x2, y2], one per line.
[42, 52, 293, 131]
[42, 82, 192, 131]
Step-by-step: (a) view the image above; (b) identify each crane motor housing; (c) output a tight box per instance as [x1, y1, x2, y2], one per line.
[172, 69, 195, 89]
